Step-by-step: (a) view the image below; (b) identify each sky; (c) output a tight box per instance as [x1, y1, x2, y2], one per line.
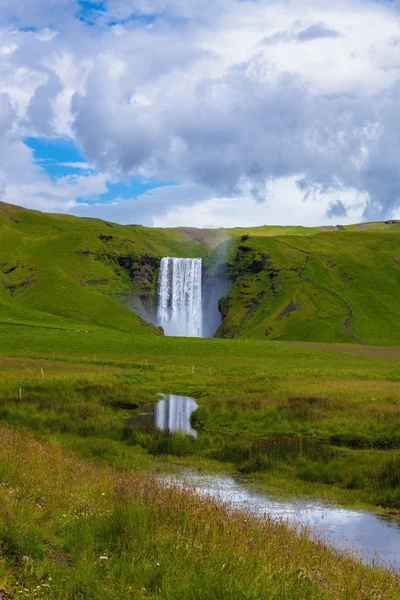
[1, 0, 400, 228]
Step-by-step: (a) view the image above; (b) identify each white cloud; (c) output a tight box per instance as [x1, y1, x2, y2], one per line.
[153, 177, 367, 228]
[1, 0, 400, 225]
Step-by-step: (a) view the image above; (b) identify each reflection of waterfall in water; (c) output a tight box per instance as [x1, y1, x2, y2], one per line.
[127, 395, 198, 437]
[157, 257, 203, 337]
[155, 395, 198, 437]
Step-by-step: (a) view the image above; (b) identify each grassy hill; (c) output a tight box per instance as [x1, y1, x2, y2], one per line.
[215, 231, 400, 345]
[0, 202, 220, 334]
[1, 201, 400, 344]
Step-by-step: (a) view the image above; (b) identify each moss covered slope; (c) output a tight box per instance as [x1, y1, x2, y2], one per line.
[217, 231, 400, 345]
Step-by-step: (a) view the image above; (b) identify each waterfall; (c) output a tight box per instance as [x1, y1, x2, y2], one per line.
[157, 257, 203, 337]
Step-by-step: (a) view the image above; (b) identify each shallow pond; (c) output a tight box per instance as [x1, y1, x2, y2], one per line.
[127, 394, 198, 437]
[129, 394, 400, 571]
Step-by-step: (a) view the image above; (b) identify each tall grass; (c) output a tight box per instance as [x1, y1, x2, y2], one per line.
[0, 426, 399, 599]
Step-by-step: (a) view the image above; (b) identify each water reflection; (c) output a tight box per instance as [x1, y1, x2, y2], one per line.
[127, 395, 400, 571]
[172, 473, 400, 572]
[128, 394, 198, 437]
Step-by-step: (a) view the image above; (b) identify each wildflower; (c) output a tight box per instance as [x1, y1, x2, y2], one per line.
[99, 556, 109, 561]
[156, 562, 160, 567]
[101, 492, 106, 496]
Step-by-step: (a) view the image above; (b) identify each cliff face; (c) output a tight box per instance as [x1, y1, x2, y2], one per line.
[93, 250, 161, 320]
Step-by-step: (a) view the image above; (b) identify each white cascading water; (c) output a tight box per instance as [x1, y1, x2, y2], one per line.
[157, 257, 203, 337]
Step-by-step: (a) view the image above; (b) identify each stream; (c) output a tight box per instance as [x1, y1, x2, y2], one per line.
[128, 394, 400, 571]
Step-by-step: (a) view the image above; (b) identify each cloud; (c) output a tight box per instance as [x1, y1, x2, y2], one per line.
[72, 182, 214, 225]
[153, 177, 365, 228]
[26, 71, 63, 136]
[1, 0, 400, 226]
[326, 199, 348, 219]
[0, 0, 76, 28]
[262, 21, 344, 46]
[296, 23, 344, 42]
[0, 93, 16, 135]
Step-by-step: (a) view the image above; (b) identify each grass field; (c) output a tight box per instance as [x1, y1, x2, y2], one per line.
[1, 325, 400, 597]
[216, 232, 400, 345]
[2, 427, 399, 600]
[0, 202, 218, 334]
[0, 323, 399, 511]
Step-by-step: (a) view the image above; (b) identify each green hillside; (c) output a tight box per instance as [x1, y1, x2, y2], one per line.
[0, 202, 219, 334]
[216, 231, 400, 345]
[1, 201, 400, 345]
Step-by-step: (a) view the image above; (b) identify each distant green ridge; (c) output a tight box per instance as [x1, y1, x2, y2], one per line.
[1, 201, 400, 344]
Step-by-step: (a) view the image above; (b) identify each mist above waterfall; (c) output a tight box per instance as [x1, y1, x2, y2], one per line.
[157, 257, 203, 337]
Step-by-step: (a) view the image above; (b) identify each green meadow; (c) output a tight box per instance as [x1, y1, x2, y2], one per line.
[0, 326, 400, 597]
[1, 202, 400, 598]
[1, 323, 399, 510]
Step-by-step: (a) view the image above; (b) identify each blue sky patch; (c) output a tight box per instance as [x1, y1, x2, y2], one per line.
[75, 178, 177, 205]
[76, 1, 106, 25]
[24, 136, 176, 203]
[24, 137, 87, 179]
[76, 2, 156, 28]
